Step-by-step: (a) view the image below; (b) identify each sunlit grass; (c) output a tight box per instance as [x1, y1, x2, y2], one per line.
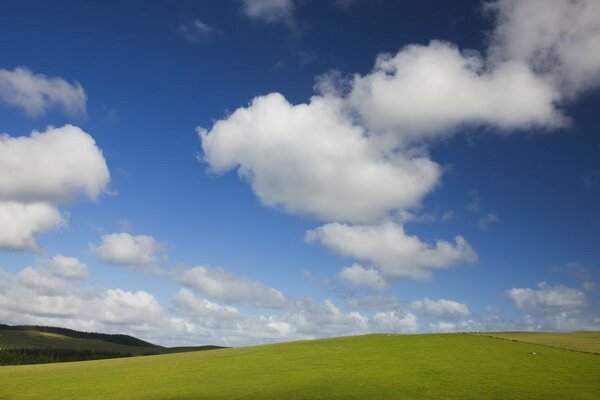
[0, 333, 598, 399]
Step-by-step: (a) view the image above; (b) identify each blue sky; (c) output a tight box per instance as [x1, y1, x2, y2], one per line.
[0, 0, 598, 346]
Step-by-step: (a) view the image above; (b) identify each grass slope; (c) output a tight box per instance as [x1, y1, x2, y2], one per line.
[0, 325, 225, 359]
[0, 327, 159, 356]
[482, 331, 600, 354]
[1, 333, 599, 400]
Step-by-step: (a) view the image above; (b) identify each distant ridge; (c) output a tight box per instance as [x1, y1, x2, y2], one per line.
[0, 323, 226, 365]
[0, 324, 156, 348]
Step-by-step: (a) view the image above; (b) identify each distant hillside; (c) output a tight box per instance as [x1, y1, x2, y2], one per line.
[0, 324, 225, 365]
[0, 324, 156, 348]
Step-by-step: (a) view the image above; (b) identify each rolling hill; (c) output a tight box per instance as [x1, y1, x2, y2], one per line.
[0, 332, 598, 399]
[0, 324, 224, 364]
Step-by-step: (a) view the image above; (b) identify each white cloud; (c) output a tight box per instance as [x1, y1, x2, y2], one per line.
[94, 289, 163, 325]
[478, 213, 500, 230]
[44, 254, 89, 280]
[306, 221, 477, 280]
[172, 288, 241, 320]
[0, 125, 110, 203]
[0, 265, 164, 329]
[0, 67, 86, 117]
[178, 17, 215, 42]
[0, 201, 65, 251]
[240, 0, 295, 24]
[200, 93, 440, 223]
[348, 41, 563, 145]
[90, 233, 166, 267]
[488, 0, 600, 97]
[372, 311, 418, 333]
[338, 264, 387, 291]
[176, 265, 287, 308]
[410, 297, 470, 317]
[429, 321, 458, 333]
[506, 282, 586, 312]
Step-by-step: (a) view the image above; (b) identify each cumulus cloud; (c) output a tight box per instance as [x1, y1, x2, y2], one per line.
[200, 0, 600, 227]
[0, 202, 65, 251]
[239, 0, 295, 25]
[506, 282, 586, 312]
[488, 0, 600, 97]
[306, 221, 477, 280]
[200, 93, 440, 223]
[372, 311, 418, 333]
[176, 265, 287, 308]
[95, 289, 163, 325]
[0, 125, 109, 251]
[0, 125, 110, 203]
[410, 297, 470, 317]
[43, 254, 89, 280]
[0, 264, 164, 330]
[338, 264, 387, 291]
[0, 67, 86, 117]
[348, 41, 563, 144]
[90, 233, 166, 267]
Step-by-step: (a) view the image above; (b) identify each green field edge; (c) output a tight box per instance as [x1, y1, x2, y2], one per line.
[474, 332, 600, 355]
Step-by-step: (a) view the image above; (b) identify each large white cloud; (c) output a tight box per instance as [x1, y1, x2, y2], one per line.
[90, 233, 166, 267]
[0, 67, 86, 117]
[200, 93, 440, 223]
[0, 125, 110, 203]
[506, 282, 586, 312]
[306, 221, 477, 279]
[0, 125, 110, 251]
[0, 202, 65, 251]
[488, 0, 600, 97]
[348, 41, 563, 144]
[176, 265, 287, 308]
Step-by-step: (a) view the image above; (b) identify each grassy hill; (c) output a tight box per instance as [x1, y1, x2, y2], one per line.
[0, 333, 598, 399]
[481, 331, 600, 354]
[0, 325, 224, 364]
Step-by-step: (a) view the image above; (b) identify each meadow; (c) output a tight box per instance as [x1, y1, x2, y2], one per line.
[0, 333, 598, 399]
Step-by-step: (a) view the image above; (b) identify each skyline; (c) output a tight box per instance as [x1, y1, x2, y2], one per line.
[0, 0, 599, 346]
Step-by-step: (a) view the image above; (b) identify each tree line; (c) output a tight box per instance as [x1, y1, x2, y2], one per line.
[0, 348, 134, 365]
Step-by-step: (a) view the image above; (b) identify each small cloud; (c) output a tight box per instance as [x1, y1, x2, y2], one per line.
[90, 232, 167, 267]
[582, 281, 598, 291]
[175, 265, 287, 308]
[478, 213, 500, 230]
[565, 261, 592, 280]
[239, 0, 295, 27]
[465, 189, 481, 213]
[410, 297, 470, 317]
[178, 17, 216, 43]
[441, 210, 455, 222]
[506, 282, 586, 312]
[338, 263, 387, 292]
[0, 67, 87, 118]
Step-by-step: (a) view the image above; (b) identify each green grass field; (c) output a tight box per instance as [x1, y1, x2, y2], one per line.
[0, 333, 598, 399]
[482, 331, 600, 354]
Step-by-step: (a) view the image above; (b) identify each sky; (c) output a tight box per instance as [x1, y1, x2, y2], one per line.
[0, 0, 599, 346]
